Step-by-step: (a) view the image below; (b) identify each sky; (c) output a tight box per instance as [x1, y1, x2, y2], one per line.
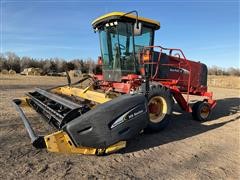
[1, 0, 239, 68]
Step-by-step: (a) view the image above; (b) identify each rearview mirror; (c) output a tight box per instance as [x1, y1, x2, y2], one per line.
[134, 22, 142, 36]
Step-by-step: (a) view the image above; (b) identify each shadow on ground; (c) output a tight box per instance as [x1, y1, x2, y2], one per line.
[123, 97, 240, 153]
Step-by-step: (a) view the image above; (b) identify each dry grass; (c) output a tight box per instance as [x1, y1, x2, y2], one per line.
[1, 73, 239, 88]
[0, 74, 239, 179]
[1, 74, 239, 89]
[208, 75, 240, 89]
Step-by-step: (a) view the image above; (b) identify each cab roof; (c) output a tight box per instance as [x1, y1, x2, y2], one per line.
[92, 11, 160, 30]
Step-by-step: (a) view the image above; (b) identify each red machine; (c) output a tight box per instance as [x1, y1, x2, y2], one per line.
[12, 12, 217, 154]
[92, 11, 216, 130]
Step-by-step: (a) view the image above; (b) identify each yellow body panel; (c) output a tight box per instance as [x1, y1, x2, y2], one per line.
[52, 86, 112, 104]
[45, 131, 97, 154]
[92, 11, 160, 28]
[44, 131, 126, 155]
[105, 141, 127, 154]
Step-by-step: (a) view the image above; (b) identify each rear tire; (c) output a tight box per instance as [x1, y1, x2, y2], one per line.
[145, 84, 173, 132]
[192, 101, 211, 121]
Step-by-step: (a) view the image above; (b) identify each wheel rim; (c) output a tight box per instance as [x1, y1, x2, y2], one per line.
[200, 105, 210, 119]
[148, 96, 167, 123]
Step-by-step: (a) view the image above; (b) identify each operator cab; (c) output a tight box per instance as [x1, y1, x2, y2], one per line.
[92, 11, 160, 82]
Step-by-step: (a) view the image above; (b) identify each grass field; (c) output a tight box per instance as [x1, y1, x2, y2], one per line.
[208, 75, 240, 89]
[0, 74, 239, 179]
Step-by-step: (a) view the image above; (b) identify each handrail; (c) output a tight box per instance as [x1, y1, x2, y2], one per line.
[141, 45, 192, 103]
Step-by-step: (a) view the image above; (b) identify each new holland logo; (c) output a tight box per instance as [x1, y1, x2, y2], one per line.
[110, 105, 146, 129]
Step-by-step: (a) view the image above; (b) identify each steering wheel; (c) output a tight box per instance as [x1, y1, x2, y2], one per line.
[119, 44, 126, 50]
[115, 43, 125, 50]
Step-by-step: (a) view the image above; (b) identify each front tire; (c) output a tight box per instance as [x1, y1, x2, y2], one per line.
[145, 85, 173, 132]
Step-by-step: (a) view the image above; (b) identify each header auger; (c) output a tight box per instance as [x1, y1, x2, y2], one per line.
[13, 11, 216, 155]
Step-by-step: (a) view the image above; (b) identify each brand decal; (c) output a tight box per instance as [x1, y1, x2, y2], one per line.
[170, 68, 189, 74]
[126, 109, 144, 120]
[111, 105, 146, 129]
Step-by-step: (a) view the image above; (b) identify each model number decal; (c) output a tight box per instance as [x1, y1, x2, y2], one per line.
[127, 109, 144, 119]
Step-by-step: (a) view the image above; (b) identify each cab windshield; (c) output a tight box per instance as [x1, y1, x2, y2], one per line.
[99, 22, 152, 74]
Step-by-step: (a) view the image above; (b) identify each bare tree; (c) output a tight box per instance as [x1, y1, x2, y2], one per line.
[85, 58, 96, 74]
[5, 52, 21, 72]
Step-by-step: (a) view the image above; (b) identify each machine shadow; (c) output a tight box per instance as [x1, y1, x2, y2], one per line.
[210, 97, 240, 120]
[122, 97, 240, 154]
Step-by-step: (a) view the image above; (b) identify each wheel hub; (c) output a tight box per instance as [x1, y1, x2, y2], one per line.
[200, 106, 210, 119]
[148, 96, 167, 123]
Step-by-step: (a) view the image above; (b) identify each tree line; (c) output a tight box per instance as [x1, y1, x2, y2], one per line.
[0, 52, 96, 74]
[208, 65, 240, 76]
[0, 52, 239, 76]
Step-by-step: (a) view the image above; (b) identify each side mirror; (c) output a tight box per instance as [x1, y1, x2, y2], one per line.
[134, 22, 142, 36]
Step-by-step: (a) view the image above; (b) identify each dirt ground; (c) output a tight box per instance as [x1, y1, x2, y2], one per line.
[0, 75, 239, 179]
